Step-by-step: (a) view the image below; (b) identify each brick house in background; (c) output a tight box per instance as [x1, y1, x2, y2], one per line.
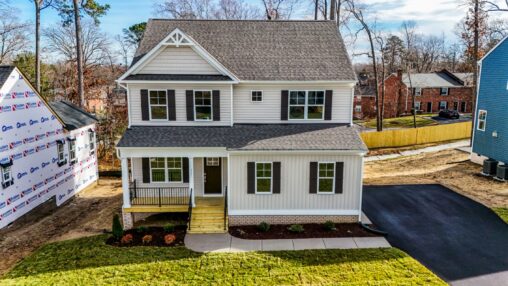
[353, 70, 376, 119]
[354, 69, 473, 119]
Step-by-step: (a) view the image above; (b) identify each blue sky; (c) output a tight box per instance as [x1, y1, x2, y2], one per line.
[8, 0, 506, 63]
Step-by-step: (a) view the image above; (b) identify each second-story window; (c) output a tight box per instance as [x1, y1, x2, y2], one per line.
[414, 87, 422, 96]
[194, 90, 212, 121]
[440, 87, 449, 96]
[149, 90, 167, 120]
[289, 90, 324, 120]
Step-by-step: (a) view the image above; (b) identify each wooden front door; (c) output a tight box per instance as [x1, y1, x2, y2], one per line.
[204, 158, 222, 195]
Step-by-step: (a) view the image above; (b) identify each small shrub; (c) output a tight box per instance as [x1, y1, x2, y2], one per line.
[163, 223, 175, 233]
[112, 214, 123, 240]
[323, 221, 336, 231]
[164, 234, 176, 245]
[136, 226, 148, 233]
[120, 234, 133, 244]
[142, 235, 153, 244]
[257, 221, 270, 232]
[288, 224, 304, 233]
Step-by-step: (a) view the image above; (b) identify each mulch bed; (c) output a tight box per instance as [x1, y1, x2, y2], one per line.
[229, 223, 379, 240]
[106, 225, 186, 247]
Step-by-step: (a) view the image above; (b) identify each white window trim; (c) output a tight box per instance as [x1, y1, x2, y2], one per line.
[414, 87, 422, 96]
[149, 157, 183, 183]
[439, 101, 448, 110]
[193, 90, 213, 122]
[477, 110, 487, 131]
[89, 130, 95, 152]
[288, 90, 326, 120]
[250, 90, 263, 102]
[148, 89, 168, 121]
[317, 162, 335, 194]
[1, 165, 13, 184]
[440, 87, 449, 96]
[414, 101, 421, 111]
[255, 162, 273, 195]
[68, 140, 77, 163]
[57, 142, 65, 163]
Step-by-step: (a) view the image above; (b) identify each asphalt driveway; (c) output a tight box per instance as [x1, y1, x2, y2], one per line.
[363, 184, 508, 286]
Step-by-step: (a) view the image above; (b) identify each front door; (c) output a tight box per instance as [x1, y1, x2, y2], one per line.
[427, 102, 432, 113]
[453, 102, 459, 111]
[204, 157, 222, 195]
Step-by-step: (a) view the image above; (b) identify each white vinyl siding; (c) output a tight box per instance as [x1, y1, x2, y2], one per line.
[137, 46, 220, 75]
[129, 83, 232, 126]
[130, 157, 228, 197]
[233, 83, 353, 123]
[229, 153, 362, 213]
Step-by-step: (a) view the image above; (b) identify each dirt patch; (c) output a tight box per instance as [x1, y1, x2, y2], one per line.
[106, 226, 186, 247]
[364, 149, 508, 208]
[0, 177, 122, 276]
[229, 223, 379, 240]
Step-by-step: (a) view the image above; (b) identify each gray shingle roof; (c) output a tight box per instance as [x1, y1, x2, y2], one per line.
[124, 74, 233, 81]
[402, 71, 471, 88]
[117, 124, 367, 151]
[132, 19, 356, 81]
[0, 66, 15, 88]
[49, 101, 97, 130]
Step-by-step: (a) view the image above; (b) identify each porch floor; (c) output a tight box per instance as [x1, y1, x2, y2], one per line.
[124, 197, 224, 214]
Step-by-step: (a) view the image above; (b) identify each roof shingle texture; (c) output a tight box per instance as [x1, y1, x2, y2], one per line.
[0, 66, 15, 87]
[402, 72, 472, 88]
[117, 124, 367, 151]
[49, 101, 97, 130]
[124, 74, 233, 81]
[133, 19, 356, 81]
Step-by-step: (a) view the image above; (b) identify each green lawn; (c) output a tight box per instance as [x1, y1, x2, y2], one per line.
[493, 208, 508, 223]
[360, 114, 438, 129]
[1, 235, 445, 285]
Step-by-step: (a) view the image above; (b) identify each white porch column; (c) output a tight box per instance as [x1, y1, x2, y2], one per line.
[189, 157, 195, 207]
[121, 157, 131, 208]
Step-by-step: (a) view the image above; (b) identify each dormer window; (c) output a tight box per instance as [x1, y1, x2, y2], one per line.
[440, 87, 449, 96]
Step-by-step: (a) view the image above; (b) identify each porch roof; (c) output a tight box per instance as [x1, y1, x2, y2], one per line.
[117, 124, 367, 152]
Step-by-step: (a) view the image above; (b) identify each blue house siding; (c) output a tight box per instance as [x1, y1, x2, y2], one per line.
[472, 37, 508, 163]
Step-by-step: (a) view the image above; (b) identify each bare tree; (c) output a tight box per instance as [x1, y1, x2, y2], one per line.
[43, 21, 111, 69]
[155, 0, 262, 19]
[345, 0, 382, 131]
[261, 0, 298, 20]
[0, 10, 30, 64]
[375, 33, 387, 129]
[401, 21, 417, 128]
[30, 0, 53, 92]
[484, 0, 508, 11]
[115, 35, 131, 67]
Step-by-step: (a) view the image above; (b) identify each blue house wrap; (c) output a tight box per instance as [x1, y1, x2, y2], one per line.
[472, 36, 508, 163]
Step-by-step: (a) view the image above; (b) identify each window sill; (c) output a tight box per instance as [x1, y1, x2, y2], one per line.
[254, 192, 273, 195]
[57, 160, 67, 167]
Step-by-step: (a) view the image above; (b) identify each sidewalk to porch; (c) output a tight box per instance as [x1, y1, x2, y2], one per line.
[185, 233, 390, 252]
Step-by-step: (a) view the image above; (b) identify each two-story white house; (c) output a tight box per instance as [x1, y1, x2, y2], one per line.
[116, 19, 366, 233]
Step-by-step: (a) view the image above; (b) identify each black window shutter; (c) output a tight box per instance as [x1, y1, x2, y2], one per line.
[335, 162, 344, 194]
[281, 90, 289, 120]
[183, 158, 189, 183]
[186, 90, 194, 121]
[272, 162, 281, 194]
[309, 162, 318, 194]
[212, 90, 220, 121]
[167, 90, 176, 121]
[142, 158, 150, 183]
[247, 162, 255, 194]
[141, 89, 149, 121]
[324, 90, 333, 120]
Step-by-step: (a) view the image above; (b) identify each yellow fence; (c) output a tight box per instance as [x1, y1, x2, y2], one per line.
[361, 121, 472, 149]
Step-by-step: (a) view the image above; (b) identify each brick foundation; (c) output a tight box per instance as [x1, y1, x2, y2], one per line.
[228, 215, 358, 226]
[122, 210, 134, 229]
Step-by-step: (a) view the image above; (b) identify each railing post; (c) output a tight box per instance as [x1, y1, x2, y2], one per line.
[158, 188, 161, 207]
[133, 179, 137, 199]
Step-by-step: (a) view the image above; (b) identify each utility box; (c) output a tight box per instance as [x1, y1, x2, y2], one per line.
[496, 164, 508, 181]
[483, 159, 499, 176]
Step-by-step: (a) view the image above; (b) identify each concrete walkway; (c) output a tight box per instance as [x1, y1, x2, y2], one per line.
[184, 233, 390, 253]
[365, 139, 469, 162]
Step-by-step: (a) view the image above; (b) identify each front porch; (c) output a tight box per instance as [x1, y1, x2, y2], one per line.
[119, 154, 228, 232]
